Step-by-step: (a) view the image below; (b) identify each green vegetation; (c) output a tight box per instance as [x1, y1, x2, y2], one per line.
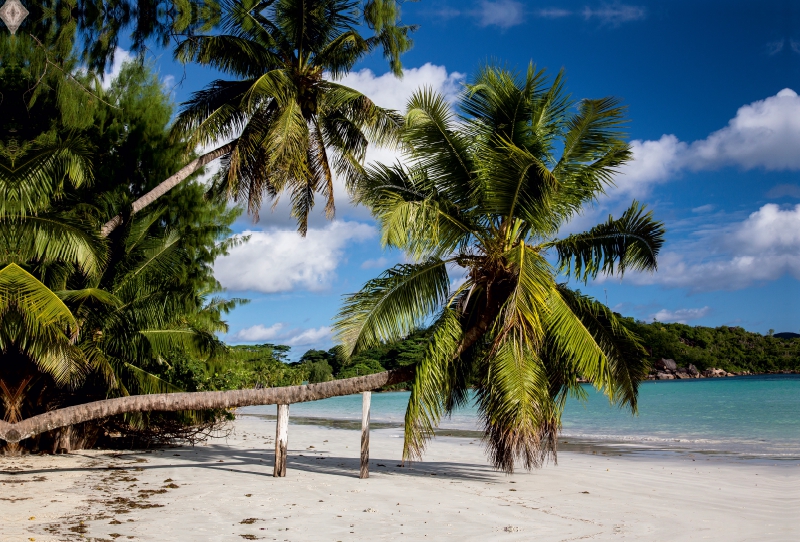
[10, 0, 783, 473]
[279, 321, 800, 385]
[0, 0, 417, 452]
[334, 65, 665, 472]
[623, 320, 800, 374]
[0, 40, 242, 450]
[171, 0, 405, 234]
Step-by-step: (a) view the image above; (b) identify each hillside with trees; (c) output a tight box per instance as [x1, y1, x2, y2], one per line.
[266, 321, 800, 383]
[622, 320, 800, 374]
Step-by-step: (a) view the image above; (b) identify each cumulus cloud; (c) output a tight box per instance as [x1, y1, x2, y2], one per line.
[232, 323, 332, 346]
[626, 204, 800, 291]
[614, 135, 687, 197]
[613, 89, 800, 198]
[687, 89, 800, 171]
[474, 0, 525, 28]
[214, 221, 375, 293]
[336, 63, 465, 111]
[650, 306, 711, 324]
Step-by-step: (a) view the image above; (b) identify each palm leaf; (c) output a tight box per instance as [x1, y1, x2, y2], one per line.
[334, 258, 451, 355]
[547, 201, 665, 282]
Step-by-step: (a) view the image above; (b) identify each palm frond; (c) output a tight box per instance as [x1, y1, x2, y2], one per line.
[403, 307, 463, 460]
[334, 258, 451, 355]
[547, 201, 665, 282]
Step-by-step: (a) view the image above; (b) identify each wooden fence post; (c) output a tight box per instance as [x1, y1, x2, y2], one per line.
[360, 391, 371, 479]
[274, 404, 289, 477]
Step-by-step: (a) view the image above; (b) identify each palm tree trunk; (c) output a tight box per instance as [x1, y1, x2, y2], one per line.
[100, 141, 236, 237]
[0, 367, 413, 444]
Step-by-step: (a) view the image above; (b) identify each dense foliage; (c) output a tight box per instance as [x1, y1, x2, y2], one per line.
[172, 0, 404, 234]
[624, 320, 800, 373]
[0, 37, 242, 450]
[334, 65, 666, 472]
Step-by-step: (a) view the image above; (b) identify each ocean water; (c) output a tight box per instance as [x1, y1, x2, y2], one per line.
[241, 375, 800, 459]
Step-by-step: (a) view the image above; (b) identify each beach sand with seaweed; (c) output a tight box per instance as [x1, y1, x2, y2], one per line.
[1, 414, 796, 541]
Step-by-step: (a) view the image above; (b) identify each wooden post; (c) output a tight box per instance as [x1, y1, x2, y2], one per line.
[360, 391, 371, 479]
[274, 404, 289, 477]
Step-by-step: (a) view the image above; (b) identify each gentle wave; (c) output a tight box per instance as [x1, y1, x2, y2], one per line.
[242, 374, 800, 458]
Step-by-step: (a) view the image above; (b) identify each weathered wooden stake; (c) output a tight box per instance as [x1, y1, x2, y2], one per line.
[360, 391, 371, 479]
[274, 404, 289, 477]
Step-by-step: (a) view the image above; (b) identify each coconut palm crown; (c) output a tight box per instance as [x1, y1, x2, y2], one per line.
[334, 64, 666, 473]
[172, 0, 407, 234]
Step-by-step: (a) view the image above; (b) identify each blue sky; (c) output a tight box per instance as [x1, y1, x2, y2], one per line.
[111, 0, 800, 355]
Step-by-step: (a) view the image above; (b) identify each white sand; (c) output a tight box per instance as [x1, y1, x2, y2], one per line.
[1, 414, 796, 541]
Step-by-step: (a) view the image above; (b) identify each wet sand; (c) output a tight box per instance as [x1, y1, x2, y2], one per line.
[1, 414, 796, 541]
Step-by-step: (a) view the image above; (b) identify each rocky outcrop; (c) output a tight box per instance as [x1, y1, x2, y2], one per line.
[655, 358, 677, 372]
[702, 368, 728, 378]
[646, 362, 745, 380]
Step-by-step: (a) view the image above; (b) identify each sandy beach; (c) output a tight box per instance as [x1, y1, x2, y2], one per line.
[1, 414, 796, 541]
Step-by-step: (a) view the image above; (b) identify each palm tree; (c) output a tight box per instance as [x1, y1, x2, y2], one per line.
[0, 366, 412, 444]
[102, 0, 412, 236]
[0, 122, 237, 451]
[334, 64, 666, 472]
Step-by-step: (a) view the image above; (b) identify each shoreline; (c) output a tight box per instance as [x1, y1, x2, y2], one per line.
[2, 415, 796, 541]
[240, 412, 800, 464]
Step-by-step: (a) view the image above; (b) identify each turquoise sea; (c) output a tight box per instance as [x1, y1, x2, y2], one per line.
[242, 375, 800, 459]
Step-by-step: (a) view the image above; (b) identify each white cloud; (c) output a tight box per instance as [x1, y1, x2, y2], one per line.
[336, 63, 465, 111]
[610, 89, 800, 198]
[101, 48, 134, 89]
[730, 203, 800, 252]
[650, 306, 711, 324]
[285, 326, 332, 346]
[214, 221, 375, 293]
[161, 74, 176, 92]
[692, 204, 715, 213]
[626, 204, 800, 291]
[232, 323, 332, 346]
[614, 135, 687, 197]
[232, 323, 286, 342]
[686, 89, 800, 171]
[582, 4, 646, 26]
[475, 0, 525, 28]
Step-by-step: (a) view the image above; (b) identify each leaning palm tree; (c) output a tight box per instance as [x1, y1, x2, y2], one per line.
[0, 131, 230, 450]
[102, 0, 411, 236]
[334, 64, 666, 472]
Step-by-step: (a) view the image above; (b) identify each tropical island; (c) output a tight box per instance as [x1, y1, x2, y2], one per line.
[0, 0, 795, 540]
[167, 320, 800, 397]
